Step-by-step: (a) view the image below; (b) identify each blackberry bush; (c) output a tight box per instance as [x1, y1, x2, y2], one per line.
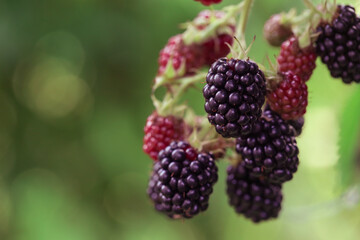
[236, 108, 299, 184]
[226, 162, 283, 223]
[316, 5, 360, 84]
[203, 58, 267, 138]
[147, 141, 218, 219]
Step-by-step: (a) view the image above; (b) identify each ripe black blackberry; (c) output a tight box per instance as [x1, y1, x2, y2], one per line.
[226, 162, 283, 223]
[235, 108, 299, 184]
[203, 58, 267, 138]
[147, 141, 218, 219]
[316, 5, 360, 84]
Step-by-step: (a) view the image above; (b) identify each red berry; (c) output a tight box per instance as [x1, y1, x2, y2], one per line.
[194, 10, 235, 64]
[277, 36, 317, 81]
[194, 0, 222, 6]
[267, 72, 308, 120]
[158, 34, 204, 77]
[143, 112, 185, 161]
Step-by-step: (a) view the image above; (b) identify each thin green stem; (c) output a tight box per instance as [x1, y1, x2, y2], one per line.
[236, 0, 254, 48]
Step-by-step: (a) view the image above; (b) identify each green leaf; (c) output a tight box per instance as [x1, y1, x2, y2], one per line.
[337, 85, 360, 190]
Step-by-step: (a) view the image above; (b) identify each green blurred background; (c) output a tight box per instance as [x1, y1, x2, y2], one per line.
[0, 0, 359, 239]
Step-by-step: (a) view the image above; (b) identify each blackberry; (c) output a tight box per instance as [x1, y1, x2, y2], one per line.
[147, 141, 218, 219]
[235, 108, 299, 184]
[316, 5, 360, 84]
[266, 72, 308, 120]
[194, 10, 235, 65]
[203, 34, 234, 65]
[158, 34, 204, 78]
[263, 14, 292, 47]
[203, 58, 267, 138]
[195, 0, 222, 6]
[143, 112, 185, 161]
[226, 162, 283, 223]
[277, 36, 317, 81]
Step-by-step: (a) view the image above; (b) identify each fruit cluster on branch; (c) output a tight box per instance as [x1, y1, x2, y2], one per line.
[143, 0, 360, 223]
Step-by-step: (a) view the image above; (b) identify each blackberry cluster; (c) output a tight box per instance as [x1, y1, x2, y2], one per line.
[203, 58, 267, 138]
[235, 108, 299, 184]
[143, 112, 185, 161]
[147, 141, 218, 219]
[226, 162, 282, 223]
[316, 5, 360, 84]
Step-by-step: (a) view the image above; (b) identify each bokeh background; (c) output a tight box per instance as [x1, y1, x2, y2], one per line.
[0, 0, 359, 239]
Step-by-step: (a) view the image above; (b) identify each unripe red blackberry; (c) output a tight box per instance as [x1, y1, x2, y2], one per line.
[266, 72, 308, 120]
[194, 0, 222, 6]
[226, 162, 283, 223]
[203, 58, 267, 138]
[143, 112, 185, 161]
[263, 14, 292, 47]
[194, 10, 235, 65]
[158, 34, 204, 78]
[316, 5, 360, 84]
[277, 36, 317, 81]
[235, 108, 299, 184]
[147, 141, 218, 219]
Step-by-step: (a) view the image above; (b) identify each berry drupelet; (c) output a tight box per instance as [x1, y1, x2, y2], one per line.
[266, 72, 308, 120]
[287, 116, 305, 137]
[226, 162, 283, 223]
[235, 108, 299, 184]
[158, 34, 204, 78]
[277, 36, 317, 81]
[316, 5, 360, 84]
[203, 58, 267, 138]
[147, 141, 218, 219]
[195, 0, 222, 6]
[143, 112, 185, 161]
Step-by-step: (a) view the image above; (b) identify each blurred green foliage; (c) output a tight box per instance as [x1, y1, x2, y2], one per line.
[0, 0, 359, 239]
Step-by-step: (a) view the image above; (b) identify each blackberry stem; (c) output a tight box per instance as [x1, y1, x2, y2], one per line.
[227, 0, 254, 59]
[236, 0, 254, 46]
